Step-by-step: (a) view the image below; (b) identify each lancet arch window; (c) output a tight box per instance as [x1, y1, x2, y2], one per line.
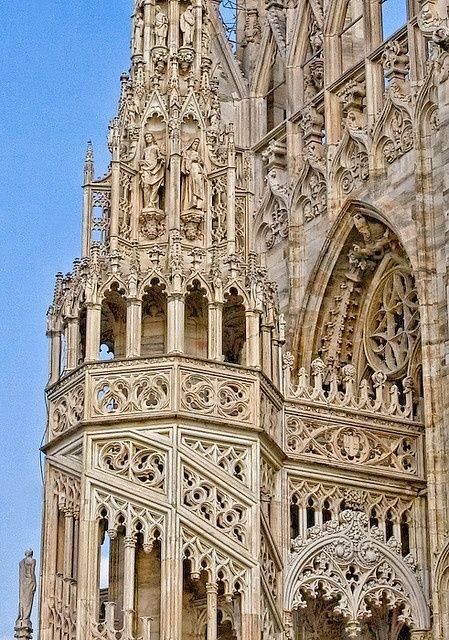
[181, 560, 241, 640]
[184, 280, 208, 358]
[222, 287, 246, 365]
[141, 279, 167, 356]
[99, 284, 127, 360]
[265, 48, 286, 132]
[78, 306, 87, 364]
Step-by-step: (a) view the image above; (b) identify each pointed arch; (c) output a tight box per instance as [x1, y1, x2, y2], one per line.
[292, 200, 419, 368]
[285, 509, 430, 632]
[435, 540, 449, 636]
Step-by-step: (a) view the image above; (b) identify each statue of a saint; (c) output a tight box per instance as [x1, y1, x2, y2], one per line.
[16, 550, 36, 628]
[180, 6, 195, 47]
[140, 133, 165, 211]
[133, 11, 144, 54]
[154, 7, 168, 47]
[181, 138, 205, 211]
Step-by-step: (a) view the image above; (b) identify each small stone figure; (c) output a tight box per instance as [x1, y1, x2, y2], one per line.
[154, 7, 168, 47]
[180, 6, 195, 47]
[15, 550, 36, 639]
[140, 133, 165, 211]
[181, 138, 206, 211]
[133, 10, 144, 54]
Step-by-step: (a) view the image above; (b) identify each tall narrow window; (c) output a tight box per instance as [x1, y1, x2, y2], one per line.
[290, 502, 300, 539]
[266, 49, 286, 131]
[380, 0, 407, 41]
[222, 288, 246, 364]
[306, 497, 316, 528]
[185, 280, 208, 358]
[100, 285, 127, 360]
[340, 0, 364, 72]
[141, 280, 167, 356]
[98, 517, 110, 622]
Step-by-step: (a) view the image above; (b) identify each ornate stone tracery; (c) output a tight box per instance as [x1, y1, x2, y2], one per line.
[37, 0, 447, 638]
[286, 505, 430, 637]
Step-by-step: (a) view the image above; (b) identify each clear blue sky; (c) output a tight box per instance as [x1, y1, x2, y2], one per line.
[0, 2, 131, 636]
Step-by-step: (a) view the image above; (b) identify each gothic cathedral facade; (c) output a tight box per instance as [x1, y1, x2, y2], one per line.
[40, 1, 449, 638]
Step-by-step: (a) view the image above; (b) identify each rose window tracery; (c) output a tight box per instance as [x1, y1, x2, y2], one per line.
[364, 266, 419, 378]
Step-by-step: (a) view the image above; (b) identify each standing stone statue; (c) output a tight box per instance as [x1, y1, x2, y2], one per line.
[133, 9, 144, 54]
[15, 550, 36, 639]
[154, 6, 168, 47]
[181, 138, 205, 211]
[141, 132, 165, 211]
[180, 6, 195, 47]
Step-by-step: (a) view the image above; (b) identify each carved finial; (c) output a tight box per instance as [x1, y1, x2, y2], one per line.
[84, 140, 94, 183]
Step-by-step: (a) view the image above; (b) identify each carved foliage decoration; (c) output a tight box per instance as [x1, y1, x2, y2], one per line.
[182, 466, 248, 546]
[374, 40, 413, 164]
[97, 440, 166, 491]
[331, 81, 368, 196]
[334, 136, 369, 196]
[180, 372, 253, 423]
[286, 416, 418, 474]
[287, 508, 429, 635]
[257, 141, 290, 250]
[93, 372, 170, 416]
[296, 165, 327, 223]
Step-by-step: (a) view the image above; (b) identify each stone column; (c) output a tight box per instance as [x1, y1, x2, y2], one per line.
[167, 294, 184, 353]
[81, 184, 93, 258]
[66, 317, 80, 370]
[63, 509, 74, 608]
[272, 338, 282, 389]
[260, 324, 272, 378]
[109, 160, 120, 253]
[206, 583, 218, 640]
[208, 303, 223, 360]
[123, 537, 136, 638]
[126, 298, 142, 358]
[85, 304, 102, 361]
[226, 134, 236, 256]
[48, 330, 62, 384]
[245, 310, 261, 368]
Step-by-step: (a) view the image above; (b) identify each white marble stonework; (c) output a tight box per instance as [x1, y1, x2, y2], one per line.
[39, 0, 449, 639]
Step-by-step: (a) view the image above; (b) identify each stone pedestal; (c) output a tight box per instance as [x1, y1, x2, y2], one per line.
[14, 621, 32, 640]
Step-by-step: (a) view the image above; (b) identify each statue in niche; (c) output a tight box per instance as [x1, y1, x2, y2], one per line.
[180, 6, 195, 47]
[140, 132, 165, 211]
[16, 550, 36, 629]
[181, 138, 206, 212]
[133, 9, 144, 54]
[154, 6, 168, 47]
